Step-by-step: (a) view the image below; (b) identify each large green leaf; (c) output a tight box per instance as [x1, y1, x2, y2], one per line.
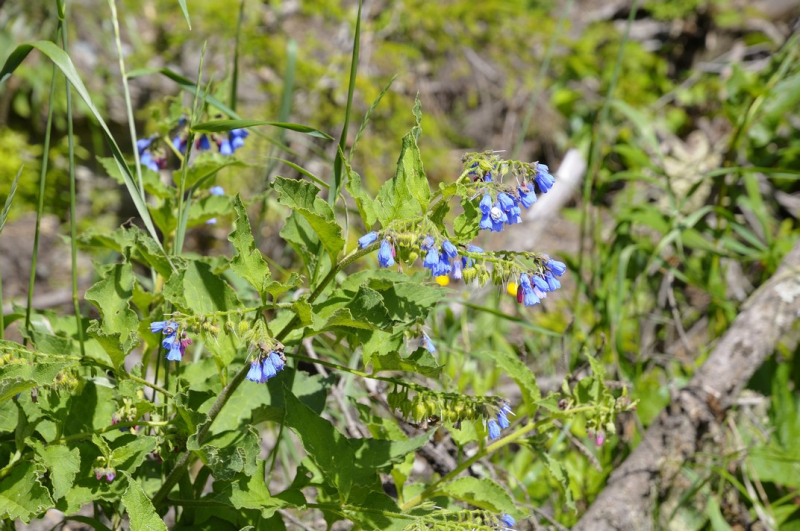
[191, 428, 260, 481]
[349, 431, 432, 471]
[0, 42, 162, 247]
[85, 263, 139, 369]
[283, 386, 356, 502]
[0, 462, 53, 522]
[228, 196, 272, 300]
[121, 472, 168, 531]
[344, 170, 377, 228]
[439, 477, 517, 514]
[192, 119, 331, 139]
[164, 260, 242, 314]
[0, 359, 73, 403]
[32, 442, 80, 500]
[369, 348, 441, 377]
[273, 177, 344, 259]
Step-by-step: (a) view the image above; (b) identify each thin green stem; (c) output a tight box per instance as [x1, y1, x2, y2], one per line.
[574, 0, 639, 312]
[25, 27, 61, 340]
[511, 0, 572, 159]
[55, 420, 170, 444]
[61, 14, 86, 358]
[126, 373, 174, 398]
[151, 243, 378, 507]
[229, 0, 245, 113]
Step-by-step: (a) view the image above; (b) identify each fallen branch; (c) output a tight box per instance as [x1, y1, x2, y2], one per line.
[574, 241, 800, 530]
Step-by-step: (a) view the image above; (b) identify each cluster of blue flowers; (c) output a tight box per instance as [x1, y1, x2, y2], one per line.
[246, 350, 287, 384]
[515, 258, 566, 307]
[151, 320, 191, 362]
[487, 401, 513, 440]
[478, 164, 554, 233]
[172, 128, 249, 156]
[421, 332, 436, 353]
[137, 135, 167, 172]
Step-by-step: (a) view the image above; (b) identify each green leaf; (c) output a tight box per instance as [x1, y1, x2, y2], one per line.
[370, 348, 441, 377]
[0, 462, 53, 522]
[273, 177, 344, 259]
[349, 431, 432, 471]
[0, 358, 74, 403]
[228, 196, 272, 300]
[32, 443, 80, 500]
[110, 435, 157, 472]
[484, 350, 541, 417]
[121, 472, 168, 531]
[280, 211, 320, 277]
[0, 166, 22, 237]
[177, 0, 191, 29]
[0, 42, 162, 248]
[192, 427, 260, 481]
[375, 122, 432, 227]
[312, 287, 392, 332]
[213, 460, 301, 518]
[192, 119, 331, 139]
[439, 477, 516, 514]
[453, 197, 481, 242]
[98, 156, 172, 199]
[345, 169, 377, 228]
[539, 450, 575, 511]
[283, 386, 356, 502]
[164, 260, 241, 314]
[85, 263, 139, 369]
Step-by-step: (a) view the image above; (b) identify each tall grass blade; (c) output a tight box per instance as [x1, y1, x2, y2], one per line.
[330, 0, 362, 208]
[61, 15, 86, 357]
[25, 35, 60, 338]
[0, 42, 165, 253]
[511, 0, 572, 159]
[177, 0, 192, 30]
[349, 74, 397, 163]
[230, 0, 245, 112]
[0, 167, 23, 341]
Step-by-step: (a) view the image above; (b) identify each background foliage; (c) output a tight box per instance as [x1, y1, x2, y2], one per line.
[1, 0, 800, 529]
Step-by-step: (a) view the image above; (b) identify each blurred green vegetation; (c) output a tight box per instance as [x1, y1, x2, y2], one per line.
[2, 0, 800, 527]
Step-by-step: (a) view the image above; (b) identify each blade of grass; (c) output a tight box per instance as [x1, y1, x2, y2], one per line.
[25, 30, 60, 340]
[348, 73, 397, 163]
[574, 0, 640, 310]
[0, 167, 22, 340]
[330, 0, 362, 208]
[109, 0, 145, 201]
[61, 12, 86, 357]
[0, 42, 167, 256]
[177, 0, 191, 30]
[229, 0, 245, 112]
[511, 0, 572, 159]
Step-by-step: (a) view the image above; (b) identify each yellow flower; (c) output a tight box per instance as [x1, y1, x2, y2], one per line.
[435, 275, 450, 286]
[507, 282, 518, 296]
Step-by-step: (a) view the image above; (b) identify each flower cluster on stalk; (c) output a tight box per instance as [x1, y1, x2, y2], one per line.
[137, 135, 168, 172]
[172, 126, 249, 157]
[151, 320, 191, 362]
[388, 386, 513, 441]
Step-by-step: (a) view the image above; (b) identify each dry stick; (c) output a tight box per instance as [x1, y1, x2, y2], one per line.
[573, 241, 800, 531]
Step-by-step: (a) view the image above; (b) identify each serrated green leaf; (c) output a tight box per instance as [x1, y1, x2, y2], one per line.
[33, 443, 80, 500]
[192, 119, 331, 139]
[228, 196, 272, 300]
[0, 462, 53, 522]
[485, 350, 541, 417]
[370, 348, 441, 377]
[193, 427, 260, 481]
[213, 460, 300, 518]
[110, 435, 157, 472]
[0, 360, 73, 403]
[345, 169, 377, 228]
[453, 197, 481, 242]
[283, 385, 356, 502]
[439, 477, 516, 514]
[273, 177, 344, 259]
[84, 263, 139, 368]
[375, 128, 431, 227]
[121, 472, 168, 531]
[539, 451, 575, 512]
[164, 261, 241, 314]
[280, 211, 319, 277]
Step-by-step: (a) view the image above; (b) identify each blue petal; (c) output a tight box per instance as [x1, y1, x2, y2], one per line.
[532, 275, 549, 292]
[548, 259, 567, 276]
[260, 359, 277, 382]
[442, 240, 458, 259]
[378, 240, 395, 267]
[479, 193, 493, 214]
[358, 231, 378, 249]
[423, 247, 439, 269]
[488, 419, 501, 440]
[220, 139, 233, 156]
[269, 352, 285, 373]
[246, 361, 262, 382]
[210, 186, 225, 196]
[150, 321, 167, 333]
